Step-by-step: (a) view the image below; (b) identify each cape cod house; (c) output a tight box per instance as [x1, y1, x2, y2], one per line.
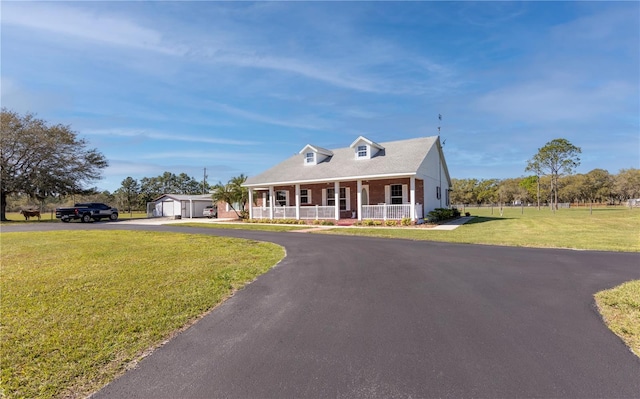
[243, 136, 451, 222]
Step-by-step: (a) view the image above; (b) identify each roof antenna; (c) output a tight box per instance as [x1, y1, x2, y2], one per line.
[437, 113, 444, 208]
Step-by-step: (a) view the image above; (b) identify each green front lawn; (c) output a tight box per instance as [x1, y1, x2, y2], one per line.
[179, 222, 311, 232]
[0, 231, 284, 399]
[595, 281, 640, 357]
[1, 211, 148, 223]
[319, 207, 640, 252]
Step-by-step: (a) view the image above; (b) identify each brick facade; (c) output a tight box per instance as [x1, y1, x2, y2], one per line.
[251, 178, 425, 219]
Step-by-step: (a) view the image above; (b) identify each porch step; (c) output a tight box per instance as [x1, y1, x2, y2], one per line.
[336, 219, 359, 226]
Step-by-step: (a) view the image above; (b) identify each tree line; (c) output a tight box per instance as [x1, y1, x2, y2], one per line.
[2, 109, 638, 220]
[450, 168, 640, 206]
[0, 109, 248, 219]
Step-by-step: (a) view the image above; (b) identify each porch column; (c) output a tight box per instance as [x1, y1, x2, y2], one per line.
[334, 181, 340, 221]
[410, 176, 416, 220]
[295, 184, 300, 220]
[269, 186, 274, 219]
[356, 179, 362, 221]
[248, 189, 254, 219]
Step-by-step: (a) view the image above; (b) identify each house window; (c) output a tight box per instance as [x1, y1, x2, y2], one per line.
[300, 189, 310, 204]
[390, 184, 403, 204]
[305, 152, 314, 164]
[357, 145, 367, 158]
[276, 190, 287, 206]
[327, 188, 347, 210]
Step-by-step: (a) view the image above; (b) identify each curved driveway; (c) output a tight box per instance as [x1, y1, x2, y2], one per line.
[5, 223, 640, 398]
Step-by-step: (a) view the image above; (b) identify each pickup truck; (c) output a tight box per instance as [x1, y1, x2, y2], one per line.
[56, 203, 119, 223]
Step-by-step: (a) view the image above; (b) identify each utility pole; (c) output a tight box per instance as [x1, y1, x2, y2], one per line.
[438, 114, 443, 208]
[203, 168, 208, 195]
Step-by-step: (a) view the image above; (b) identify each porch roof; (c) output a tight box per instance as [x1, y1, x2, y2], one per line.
[245, 136, 439, 187]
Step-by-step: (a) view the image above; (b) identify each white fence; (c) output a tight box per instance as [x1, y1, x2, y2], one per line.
[252, 204, 423, 220]
[361, 204, 422, 220]
[252, 206, 336, 220]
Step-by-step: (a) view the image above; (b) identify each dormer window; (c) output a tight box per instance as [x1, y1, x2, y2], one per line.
[299, 144, 333, 166]
[357, 145, 367, 158]
[305, 152, 315, 164]
[350, 135, 384, 160]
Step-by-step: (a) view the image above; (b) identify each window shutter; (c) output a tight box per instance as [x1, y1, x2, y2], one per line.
[262, 193, 267, 208]
[285, 191, 290, 206]
[384, 185, 390, 204]
[402, 184, 408, 204]
[345, 187, 351, 211]
[322, 189, 327, 206]
[308, 190, 313, 204]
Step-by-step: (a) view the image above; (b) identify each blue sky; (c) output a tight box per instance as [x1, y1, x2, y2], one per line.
[2, 1, 638, 192]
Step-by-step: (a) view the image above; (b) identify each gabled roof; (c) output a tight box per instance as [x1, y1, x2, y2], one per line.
[349, 135, 385, 150]
[245, 136, 443, 187]
[153, 194, 212, 202]
[299, 144, 334, 156]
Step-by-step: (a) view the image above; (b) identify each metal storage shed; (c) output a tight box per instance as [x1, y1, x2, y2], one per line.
[147, 194, 213, 219]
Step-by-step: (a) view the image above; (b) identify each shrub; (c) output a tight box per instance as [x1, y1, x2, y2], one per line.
[312, 219, 322, 225]
[385, 220, 398, 227]
[363, 219, 376, 226]
[373, 220, 383, 226]
[401, 217, 412, 226]
[427, 207, 461, 222]
[424, 215, 438, 224]
[320, 220, 334, 226]
[465, 212, 471, 217]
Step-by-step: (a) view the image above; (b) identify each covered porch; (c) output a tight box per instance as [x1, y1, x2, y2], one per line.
[251, 203, 423, 221]
[248, 177, 424, 221]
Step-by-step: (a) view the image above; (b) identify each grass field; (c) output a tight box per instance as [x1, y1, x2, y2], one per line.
[179, 222, 311, 232]
[319, 207, 640, 252]
[595, 281, 640, 357]
[1, 211, 148, 223]
[2, 208, 637, 398]
[0, 230, 284, 399]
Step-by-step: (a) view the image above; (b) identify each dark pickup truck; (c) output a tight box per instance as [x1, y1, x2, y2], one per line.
[56, 203, 119, 223]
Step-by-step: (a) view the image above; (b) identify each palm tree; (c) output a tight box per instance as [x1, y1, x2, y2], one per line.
[211, 174, 249, 219]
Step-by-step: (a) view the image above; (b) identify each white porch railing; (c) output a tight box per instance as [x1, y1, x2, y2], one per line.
[273, 206, 297, 219]
[361, 204, 422, 220]
[251, 206, 336, 220]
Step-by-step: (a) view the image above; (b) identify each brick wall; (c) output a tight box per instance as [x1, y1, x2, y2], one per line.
[249, 177, 425, 218]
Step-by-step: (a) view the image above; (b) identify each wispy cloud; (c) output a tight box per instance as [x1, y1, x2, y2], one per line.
[2, 2, 457, 96]
[2, 3, 184, 56]
[83, 128, 260, 146]
[138, 150, 272, 164]
[475, 80, 636, 123]
[206, 101, 334, 131]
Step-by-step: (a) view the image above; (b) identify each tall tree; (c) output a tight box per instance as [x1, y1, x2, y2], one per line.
[582, 169, 613, 207]
[475, 179, 500, 205]
[0, 109, 107, 220]
[526, 138, 581, 211]
[450, 178, 479, 205]
[497, 178, 529, 205]
[613, 168, 640, 204]
[138, 171, 204, 203]
[519, 175, 540, 207]
[117, 176, 140, 215]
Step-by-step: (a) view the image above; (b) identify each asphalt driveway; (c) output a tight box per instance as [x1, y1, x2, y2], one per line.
[5, 223, 640, 398]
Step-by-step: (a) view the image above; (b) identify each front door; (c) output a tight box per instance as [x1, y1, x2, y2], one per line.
[362, 186, 369, 205]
